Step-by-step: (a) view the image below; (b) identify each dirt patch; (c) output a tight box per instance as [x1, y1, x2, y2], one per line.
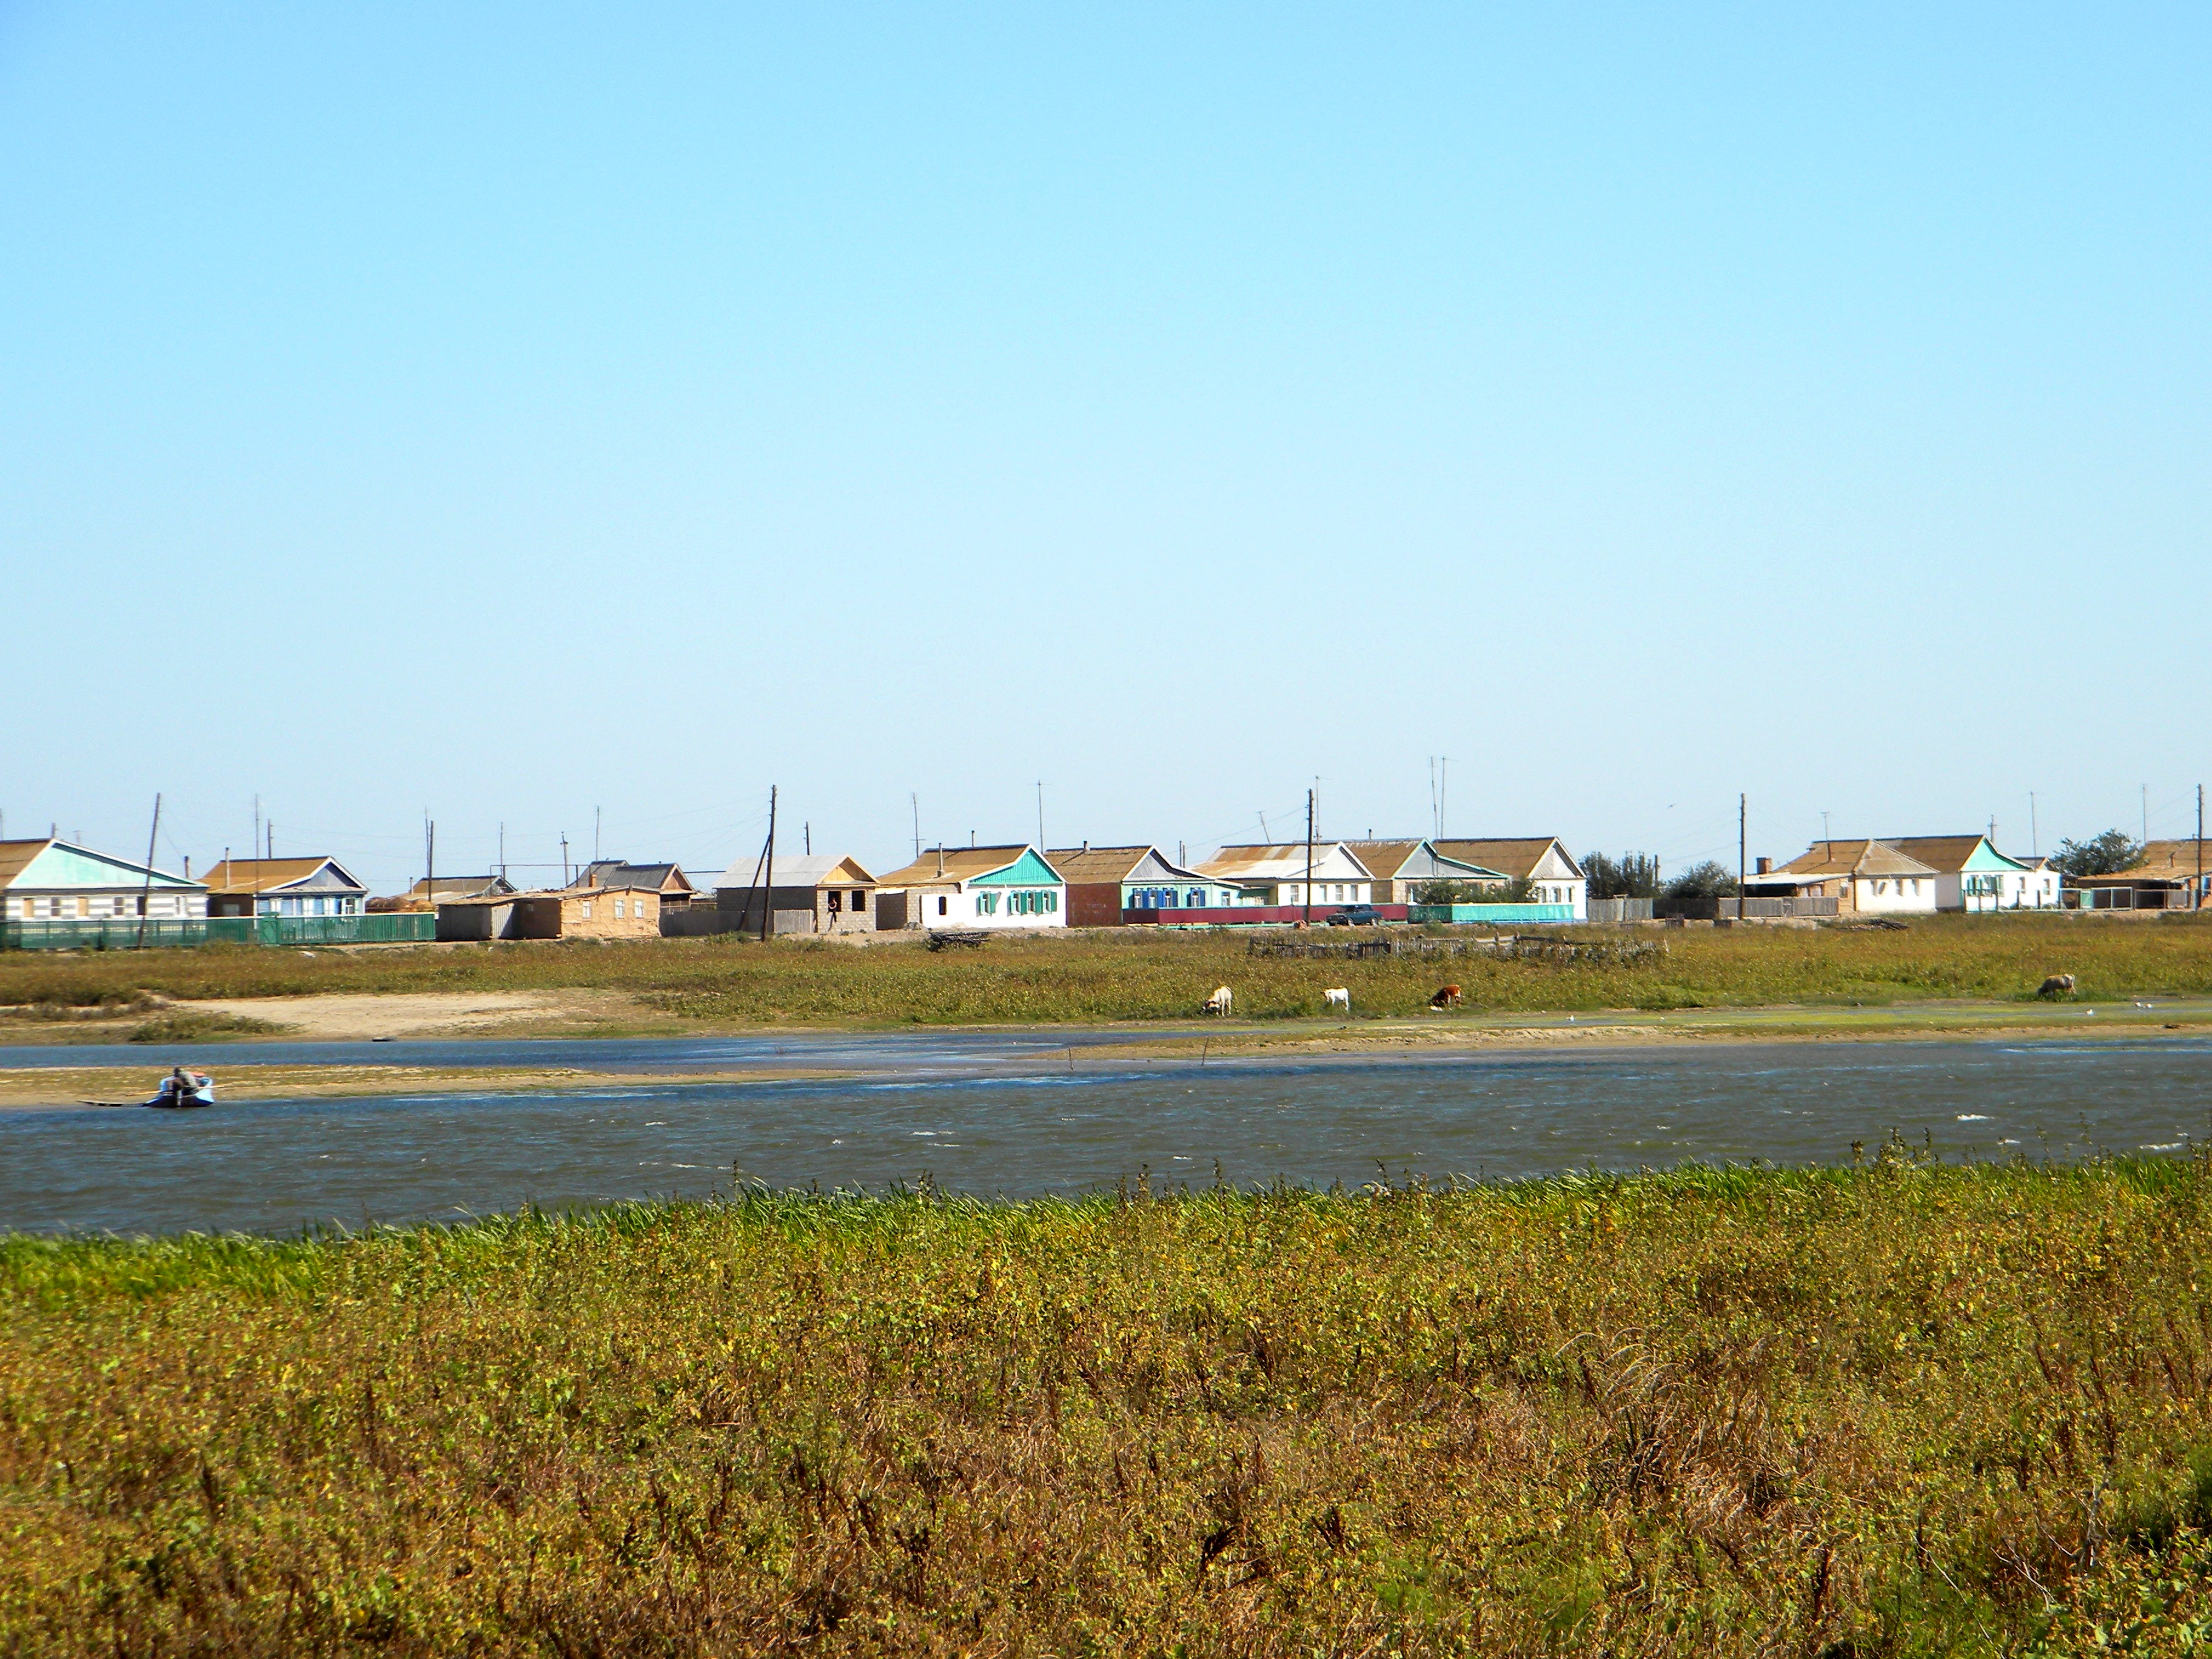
[161, 990, 646, 1042]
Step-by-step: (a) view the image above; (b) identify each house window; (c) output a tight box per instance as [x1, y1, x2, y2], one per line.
[1047, 891, 1057, 913]
[580, 901, 593, 919]
[937, 896, 948, 916]
[614, 900, 626, 919]
[852, 890, 866, 911]
[826, 890, 842, 913]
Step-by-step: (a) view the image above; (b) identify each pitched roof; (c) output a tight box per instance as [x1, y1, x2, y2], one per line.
[572, 861, 694, 893]
[202, 857, 367, 895]
[2135, 839, 2212, 879]
[440, 885, 662, 907]
[1880, 837, 2024, 876]
[1344, 840, 1509, 882]
[1773, 839, 1939, 879]
[1430, 839, 1583, 882]
[2071, 840, 2210, 886]
[712, 853, 875, 889]
[874, 845, 1052, 888]
[0, 839, 201, 892]
[1197, 843, 1376, 882]
[0, 840, 49, 888]
[1045, 846, 1215, 886]
[408, 874, 517, 899]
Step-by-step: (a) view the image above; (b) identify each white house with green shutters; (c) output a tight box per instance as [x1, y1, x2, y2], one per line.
[870, 844, 1068, 931]
[1885, 836, 2060, 912]
[0, 838, 209, 920]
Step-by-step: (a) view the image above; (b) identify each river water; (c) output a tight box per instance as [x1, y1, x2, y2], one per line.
[2, 1033, 2208, 1235]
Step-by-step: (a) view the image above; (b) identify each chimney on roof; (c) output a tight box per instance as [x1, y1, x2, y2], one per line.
[1756, 857, 1772, 875]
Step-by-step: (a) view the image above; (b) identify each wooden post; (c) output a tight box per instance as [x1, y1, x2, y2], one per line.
[1737, 793, 1746, 923]
[135, 794, 161, 948]
[760, 786, 777, 942]
[1304, 788, 1315, 927]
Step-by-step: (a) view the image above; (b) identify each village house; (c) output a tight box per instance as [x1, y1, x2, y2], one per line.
[1195, 844, 1376, 910]
[2069, 839, 2210, 911]
[1344, 840, 1509, 905]
[435, 885, 662, 942]
[1431, 839, 1589, 918]
[199, 856, 369, 919]
[1883, 837, 2060, 912]
[712, 853, 879, 935]
[1744, 840, 1940, 914]
[572, 861, 697, 907]
[0, 838, 207, 921]
[872, 845, 1067, 931]
[1045, 845, 1253, 926]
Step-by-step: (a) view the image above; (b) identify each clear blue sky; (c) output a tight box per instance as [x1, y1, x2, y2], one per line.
[5, 5, 2206, 891]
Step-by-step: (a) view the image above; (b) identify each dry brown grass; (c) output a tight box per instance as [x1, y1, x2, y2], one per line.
[5, 1155, 2212, 1652]
[3, 913, 2210, 1030]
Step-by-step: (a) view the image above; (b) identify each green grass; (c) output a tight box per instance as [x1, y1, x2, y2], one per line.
[7, 1159, 2212, 1652]
[2, 913, 2210, 1028]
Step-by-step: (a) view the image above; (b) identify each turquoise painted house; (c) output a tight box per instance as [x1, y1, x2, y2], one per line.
[1885, 836, 2060, 912]
[871, 844, 1067, 931]
[0, 838, 207, 921]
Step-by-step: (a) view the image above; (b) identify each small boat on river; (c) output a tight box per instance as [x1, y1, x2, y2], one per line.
[144, 1068, 216, 1109]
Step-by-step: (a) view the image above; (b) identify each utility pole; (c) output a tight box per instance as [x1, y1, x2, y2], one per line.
[804, 821, 811, 856]
[1439, 757, 1448, 840]
[759, 786, 778, 942]
[136, 794, 161, 948]
[1822, 811, 1831, 857]
[425, 815, 435, 906]
[560, 833, 569, 887]
[498, 822, 506, 883]
[1737, 793, 1746, 923]
[1430, 757, 1438, 840]
[2197, 784, 2204, 911]
[911, 793, 920, 862]
[1304, 787, 1315, 927]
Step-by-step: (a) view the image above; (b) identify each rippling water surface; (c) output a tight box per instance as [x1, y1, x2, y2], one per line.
[2, 1034, 2208, 1235]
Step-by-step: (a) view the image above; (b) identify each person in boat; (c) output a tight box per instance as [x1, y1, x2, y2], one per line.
[152, 1067, 213, 1106]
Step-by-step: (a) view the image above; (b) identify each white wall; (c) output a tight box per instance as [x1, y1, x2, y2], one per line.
[1852, 876, 1938, 914]
[910, 885, 1067, 929]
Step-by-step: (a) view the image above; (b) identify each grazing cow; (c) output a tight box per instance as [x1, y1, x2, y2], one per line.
[1204, 985, 1233, 1017]
[1430, 984, 1463, 1010]
[1324, 987, 1350, 1013]
[2037, 973, 2076, 999]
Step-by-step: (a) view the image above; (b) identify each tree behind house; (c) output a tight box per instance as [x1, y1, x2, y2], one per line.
[2051, 830, 2143, 877]
[1582, 851, 1660, 899]
[1415, 876, 1538, 905]
[1656, 860, 1739, 918]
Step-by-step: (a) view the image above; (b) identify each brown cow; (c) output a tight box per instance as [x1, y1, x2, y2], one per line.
[2037, 973, 2076, 999]
[1430, 984, 1463, 1009]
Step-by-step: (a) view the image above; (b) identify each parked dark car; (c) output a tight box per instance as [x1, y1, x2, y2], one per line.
[1324, 904, 1383, 927]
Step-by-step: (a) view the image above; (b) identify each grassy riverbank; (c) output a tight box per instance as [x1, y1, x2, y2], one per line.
[4, 914, 2211, 1035]
[6, 1161, 2212, 1652]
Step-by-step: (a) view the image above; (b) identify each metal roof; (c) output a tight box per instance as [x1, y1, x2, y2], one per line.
[712, 853, 876, 889]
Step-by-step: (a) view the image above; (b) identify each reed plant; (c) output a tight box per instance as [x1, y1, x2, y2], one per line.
[2, 914, 2210, 1030]
[5, 1156, 2212, 1652]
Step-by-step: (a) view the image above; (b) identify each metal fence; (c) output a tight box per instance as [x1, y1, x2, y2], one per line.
[1584, 897, 1655, 923]
[1, 913, 436, 951]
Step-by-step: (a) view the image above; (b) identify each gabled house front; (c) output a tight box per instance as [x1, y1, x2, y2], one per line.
[573, 861, 697, 906]
[712, 853, 879, 935]
[1195, 844, 1376, 910]
[1883, 837, 2057, 912]
[1046, 845, 1253, 926]
[0, 839, 207, 921]
[1747, 840, 1940, 914]
[873, 845, 1067, 931]
[201, 856, 369, 918]
[1432, 839, 1589, 919]
[1344, 840, 1509, 905]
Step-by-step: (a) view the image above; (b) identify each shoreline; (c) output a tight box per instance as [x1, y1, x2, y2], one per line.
[1, 994, 2204, 1110]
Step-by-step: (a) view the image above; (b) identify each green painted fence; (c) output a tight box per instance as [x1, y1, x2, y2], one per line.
[0, 913, 436, 951]
[1406, 903, 1577, 926]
